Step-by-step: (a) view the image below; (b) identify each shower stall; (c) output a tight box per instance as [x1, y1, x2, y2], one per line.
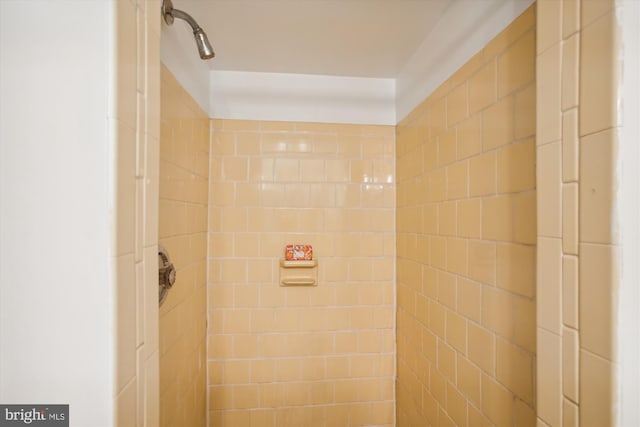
[0, 1, 637, 426]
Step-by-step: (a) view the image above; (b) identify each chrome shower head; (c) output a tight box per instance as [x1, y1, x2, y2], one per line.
[162, 0, 215, 60]
[193, 28, 215, 60]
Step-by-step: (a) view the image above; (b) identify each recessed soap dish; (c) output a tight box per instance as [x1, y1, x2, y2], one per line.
[280, 259, 317, 268]
[279, 259, 318, 286]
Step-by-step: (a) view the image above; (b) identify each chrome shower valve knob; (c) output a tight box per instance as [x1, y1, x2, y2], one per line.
[159, 262, 176, 289]
[158, 245, 176, 305]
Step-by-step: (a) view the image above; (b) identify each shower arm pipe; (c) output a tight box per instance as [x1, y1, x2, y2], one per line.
[166, 8, 201, 33]
[162, 0, 215, 60]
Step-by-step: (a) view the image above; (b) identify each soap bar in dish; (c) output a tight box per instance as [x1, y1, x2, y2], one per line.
[285, 244, 313, 260]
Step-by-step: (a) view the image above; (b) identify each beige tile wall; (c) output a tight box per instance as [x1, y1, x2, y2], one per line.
[207, 120, 396, 426]
[114, 0, 161, 425]
[159, 64, 210, 427]
[395, 5, 537, 426]
[536, 1, 621, 426]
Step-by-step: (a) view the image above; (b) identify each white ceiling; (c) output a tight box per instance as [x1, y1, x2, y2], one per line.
[162, 0, 534, 123]
[177, 0, 452, 78]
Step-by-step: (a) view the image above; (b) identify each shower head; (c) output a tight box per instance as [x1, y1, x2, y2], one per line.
[193, 28, 215, 60]
[162, 0, 215, 60]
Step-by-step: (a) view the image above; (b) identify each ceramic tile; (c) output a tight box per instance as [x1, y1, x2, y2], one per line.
[538, 415, 551, 426]
[446, 311, 467, 354]
[496, 243, 535, 298]
[438, 270, 457, 311]
[116, 0, 137, 129]
[562, 183, 579, 255]
[136, 93, 145, 179]
[498, 31, 536, 97]
[482, 95, 515, 151]
[537, 237, 562, 334]
[515, 399, 536, 427]
[430, 97, 447, 137]
[514, 83, 536, 139]
[537, 0, 562, 54]
[482, 374, 514, 427]
[482, 195, 513, 242]
[147, 41, 161, 138]
[146, 0, 161, 36]
[496, 337, 534, 403]
[537, 142, 562, 238]
[563, 398, 579, 427]
[537, 328, 562, 427]
[457, 354, 481, 404]
[483, 282, 512, 329]
[580, 243, 618, 361]
[457, 114, 482, 159]
[467, 322, 494, 374]
[116, 254, 137, 392]
[447, 82, 469, 127]
[563, 0, 580, 38]
[429, 300, 446, 339]
[581, 0, 615, 28]
[537, 43, 562, 145]
[438, 406, 456, 427]
[497, 138, 536, 193]
[144, 135, 159, 246]
[447, 382, 468, 427]
[580, 349, 616, 427]
[136, 7, 146, 97]
[439, 201, 457, 236]
[579, 10, 620, 136]
[438, 339, 457, 382]
[469, 403, 493, 427]
[562, 109, 579, 183]
[457, 278, 482, 323]
[580, 129, 618, 244]
[469, 153, 497, 197]
[431, 236, 447, 270]
[116, 121, 137, 256]
[116, 377, 137, 427]
[562, 33, 580, 111]
[438, 128, 457, 167]
[430, 367, 447, 407]
[422, 138, 438, 178]
[457, 198, 481, 239]
[469, 61, 497, 114]
[144, 351, 159, 426]
[135, 178, 144, 262]
[518, 302, 536, 355]
[135, 261, 144, 348]
[513, 191, 537, 245]
[447, 161, 468, 201]
[562, 327, 579, 403]
[562, 255, 579, 329]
